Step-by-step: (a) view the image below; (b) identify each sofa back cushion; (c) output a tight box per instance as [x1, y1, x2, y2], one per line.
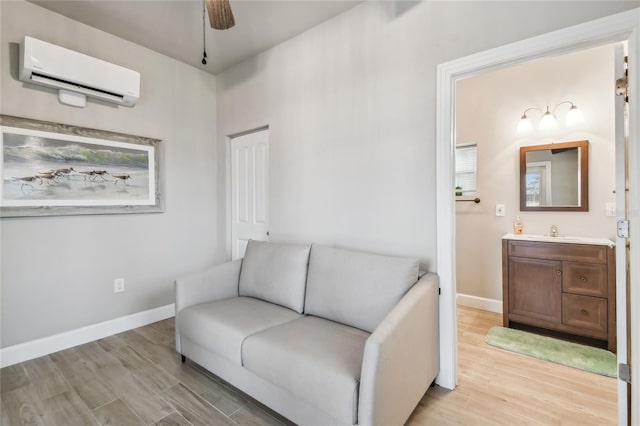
[304, 245, 419, 333]
[239, 240, 311, 313]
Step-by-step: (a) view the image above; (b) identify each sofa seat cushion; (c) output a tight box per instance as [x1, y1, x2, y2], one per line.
[305, 245, 419, 333]
[177, 296, 302, 364]
[239, 240, 311, 313]
[242, 316, 370, 425]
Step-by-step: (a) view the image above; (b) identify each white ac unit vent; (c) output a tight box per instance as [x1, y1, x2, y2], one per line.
[19, 36, 140, 108]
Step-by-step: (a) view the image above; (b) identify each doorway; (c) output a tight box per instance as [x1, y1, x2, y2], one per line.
[453, 42, 620, 421]
[435, 8, 639, 424]
[454, 44, 618, 312]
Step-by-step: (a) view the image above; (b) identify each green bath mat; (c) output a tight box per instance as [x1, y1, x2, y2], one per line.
[485, 326, 617, 377]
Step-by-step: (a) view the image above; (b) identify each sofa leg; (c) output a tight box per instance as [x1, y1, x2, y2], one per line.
[181, 355, 186, 364]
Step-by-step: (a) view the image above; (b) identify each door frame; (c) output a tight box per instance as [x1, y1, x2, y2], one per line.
[435, 7, 640, 423]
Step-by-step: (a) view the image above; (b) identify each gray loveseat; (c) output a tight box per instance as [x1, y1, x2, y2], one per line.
[175, 240, 439, 426]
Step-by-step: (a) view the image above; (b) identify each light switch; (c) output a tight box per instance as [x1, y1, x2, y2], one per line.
[606, 202, 616, 217]
[495, 204, 505, 217]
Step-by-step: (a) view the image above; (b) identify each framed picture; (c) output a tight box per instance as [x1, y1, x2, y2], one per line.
[1, 114, 163, 217]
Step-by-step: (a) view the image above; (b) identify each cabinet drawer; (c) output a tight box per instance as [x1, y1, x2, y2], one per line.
[562, 294, 607, 338]
[509, 241, 606, 264]
[562, 262, 608, 297]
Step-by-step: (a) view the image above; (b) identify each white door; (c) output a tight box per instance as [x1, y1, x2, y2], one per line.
[614, 44, 630, 425]
[231, 129, 269, 260]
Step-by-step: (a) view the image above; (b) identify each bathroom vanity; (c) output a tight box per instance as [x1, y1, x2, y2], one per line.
[502, 234, 616, 352]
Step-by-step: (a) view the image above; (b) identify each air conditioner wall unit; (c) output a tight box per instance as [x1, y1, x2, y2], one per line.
[19, 36, 140, 107]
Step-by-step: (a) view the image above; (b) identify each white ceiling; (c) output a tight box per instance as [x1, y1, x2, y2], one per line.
[29, 0, 362, 74]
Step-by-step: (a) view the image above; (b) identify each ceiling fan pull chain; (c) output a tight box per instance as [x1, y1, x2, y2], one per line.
[201, 0, 207, 65]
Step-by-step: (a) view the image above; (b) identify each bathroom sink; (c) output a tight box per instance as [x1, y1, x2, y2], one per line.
[503, 233, 615, 247]
[517, 234, 582, 242]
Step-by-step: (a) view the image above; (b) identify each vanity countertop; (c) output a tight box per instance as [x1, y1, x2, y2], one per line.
[502, 233, 615, 247]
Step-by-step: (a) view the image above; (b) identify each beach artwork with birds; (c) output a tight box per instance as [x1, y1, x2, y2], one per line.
[1, 126, 156, 207]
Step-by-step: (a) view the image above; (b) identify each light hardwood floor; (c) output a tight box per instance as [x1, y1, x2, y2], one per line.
[407, 307, 617, 425]
[1, 306, 616, 425]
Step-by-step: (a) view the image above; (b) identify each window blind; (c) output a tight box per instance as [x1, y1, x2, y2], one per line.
[455, 144, 477, 195]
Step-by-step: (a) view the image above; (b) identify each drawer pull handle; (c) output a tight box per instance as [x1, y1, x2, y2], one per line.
[581, 309, 589, 316]
[556, 270, 562, 276]
[580, 276, 587, 282]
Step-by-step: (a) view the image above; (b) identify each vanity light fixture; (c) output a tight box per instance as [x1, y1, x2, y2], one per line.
[517, 101, 584, 134]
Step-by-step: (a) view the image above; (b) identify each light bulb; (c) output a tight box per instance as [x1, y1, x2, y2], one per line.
[539, 108, 557, 131]
[516, 115, 532, 134]
[566, 105, 584, 126]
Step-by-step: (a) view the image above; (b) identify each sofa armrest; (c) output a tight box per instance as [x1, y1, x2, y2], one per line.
[175, 259, 242, 354]
[175, 259, 242, 314]
[357, 273, 439, 426]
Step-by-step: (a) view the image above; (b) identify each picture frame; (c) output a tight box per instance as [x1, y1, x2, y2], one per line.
[1, 114, 163, 217]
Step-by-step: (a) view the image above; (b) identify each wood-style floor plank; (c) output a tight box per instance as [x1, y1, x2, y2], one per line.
[91, 399, 145, 426]
[111, 346, 179, 392]
[49, 348, 118, 410]
[99, 365, 174, 424]
[1, 386, 45, 426]
[161, 383, 236, 426]
[19, 358, 58, 384]
[3, 368, 99, 426]
[109, 345, 150, 370]
[1, 399, 11, 426]
[38, 391, 99, 426]
[153, 411, 193, 426]
[118, 330, 177, 366]
[0, 365, 29, 394]
[21, 371, 71, 404]
[1, 306, 616, 426]
[147, 319, 176, 340]
[95, 335, 128, 353]
[157, 359, 247, 416]
[134, 323, 175, 347]
[229, 403, 286, 426]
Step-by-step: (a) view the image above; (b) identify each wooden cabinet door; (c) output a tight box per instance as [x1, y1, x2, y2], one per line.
[509, 257, 562, 323]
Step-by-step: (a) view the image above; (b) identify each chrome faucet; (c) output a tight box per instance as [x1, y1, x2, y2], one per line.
[550, 224, 559, 237]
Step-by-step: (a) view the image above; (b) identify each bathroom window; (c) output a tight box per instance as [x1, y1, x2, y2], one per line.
[455, 143, 477, 196]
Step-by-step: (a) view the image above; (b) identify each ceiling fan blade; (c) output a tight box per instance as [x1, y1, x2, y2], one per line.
[205, 0, 235, 30]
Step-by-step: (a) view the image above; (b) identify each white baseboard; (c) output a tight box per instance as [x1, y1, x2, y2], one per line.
[457, 293, 503, 314]
[0, 304, 175, 368]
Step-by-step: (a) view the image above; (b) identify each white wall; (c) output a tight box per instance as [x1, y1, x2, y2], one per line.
[216, 1, 635, 268]
[0, 1, 218, 347]
[456, 44, 617, 302]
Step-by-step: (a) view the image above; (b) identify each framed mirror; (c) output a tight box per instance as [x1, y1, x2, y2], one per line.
[520, 140, 589, 212]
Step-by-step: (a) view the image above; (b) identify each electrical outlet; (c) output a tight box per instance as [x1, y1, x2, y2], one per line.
[495, 204, 505, 217]
[114, 278, 125, 293]
[606, 202, 616, 217]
